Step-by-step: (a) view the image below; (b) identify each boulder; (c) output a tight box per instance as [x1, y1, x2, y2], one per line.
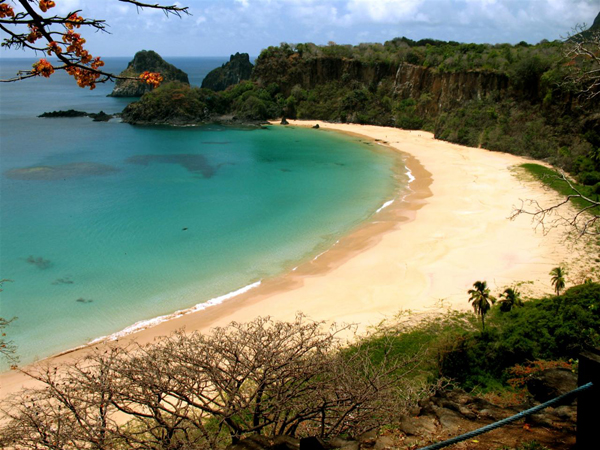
[299, 436, 326, 450]
[526, 368, 577, 403]
[201, 52, 254, 91]
[373, 436, 396, 450]
[398, 415, 438, 436]
[271, 436, 300, 450]
[327, 437, 359, 450]
[357, 430, 378, 448]
[109, 50, 189, 97]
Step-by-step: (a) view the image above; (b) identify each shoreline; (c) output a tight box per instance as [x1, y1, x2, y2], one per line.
[0, 121, 588, 398]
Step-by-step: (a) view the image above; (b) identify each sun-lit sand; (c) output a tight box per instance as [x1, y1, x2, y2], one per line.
[0, 121, 589, 398]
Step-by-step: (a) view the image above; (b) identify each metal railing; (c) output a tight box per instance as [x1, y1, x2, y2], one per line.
[417, 382, 594, 450]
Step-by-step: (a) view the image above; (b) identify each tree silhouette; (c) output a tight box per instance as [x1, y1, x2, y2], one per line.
[498, 287, 523, 312]
[0, 279, 18, 365]
[0, 0, 189, 89]
[0, 315, 425, 448]
[511, 170, 600, 238]
[550, 266, 567, 296]
[565, 22, 600, 101]
[467, 280, 496, 331]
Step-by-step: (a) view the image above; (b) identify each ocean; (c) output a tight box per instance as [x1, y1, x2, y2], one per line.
[0, 57, 406, 367]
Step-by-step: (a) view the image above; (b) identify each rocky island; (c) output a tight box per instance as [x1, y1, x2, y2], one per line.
[109, 50, 189, 97]
[201, 52, 254, 91]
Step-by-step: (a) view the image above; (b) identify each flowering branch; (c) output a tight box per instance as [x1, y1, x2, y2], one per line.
[0, 0, 188, 89]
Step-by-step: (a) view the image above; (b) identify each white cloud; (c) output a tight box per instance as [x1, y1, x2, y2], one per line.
[343, 0, 427, 24]
[2, 0, 598, 57]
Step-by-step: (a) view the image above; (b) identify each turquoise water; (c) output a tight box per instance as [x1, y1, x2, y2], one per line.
[0, 58, 404, 366]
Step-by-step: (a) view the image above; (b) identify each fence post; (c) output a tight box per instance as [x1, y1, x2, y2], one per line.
[577, 348, 600, 448]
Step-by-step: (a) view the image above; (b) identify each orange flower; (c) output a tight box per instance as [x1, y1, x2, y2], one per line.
[139, 71, 163, 88]
[27, 25, 43, 43]
[39, 0, 56, 13]
[91, 57, 105, 70]
[65, 13, 83, 30]
[32, 59, 55, 78]
[47, 41, 62, 56]
[0, 4, 15, 18]
[66, 66, 100, 90]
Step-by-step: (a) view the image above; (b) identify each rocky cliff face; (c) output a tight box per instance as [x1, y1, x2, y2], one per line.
[109, 50, 190, 97]
[393, 62, 508, 115]
[201, 53, 253, 91]
[252, 56, 507, 116]
[252, 56, 397, 95]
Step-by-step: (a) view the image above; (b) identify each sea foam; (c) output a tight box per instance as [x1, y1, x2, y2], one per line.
[89, 280, 262, 344]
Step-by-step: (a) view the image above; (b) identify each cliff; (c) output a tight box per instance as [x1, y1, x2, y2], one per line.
[201, 52, 253, 91]
[252, 55, 397, 95]
[392, 62, 508, 115]
[572, 11, 600, 40]
[253, 55, 507, 116]
[110, 50, 190, 97]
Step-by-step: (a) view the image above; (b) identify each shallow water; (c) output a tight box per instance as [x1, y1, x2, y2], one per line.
[0, 58, 404, 366]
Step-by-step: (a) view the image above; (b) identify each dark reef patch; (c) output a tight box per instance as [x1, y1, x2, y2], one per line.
[52, 276, 74, 285]
[5, 162, 120, 181]
[75, 297, 93, 304]
[25, 255, 52, 269]
[125, 154, 216, 178]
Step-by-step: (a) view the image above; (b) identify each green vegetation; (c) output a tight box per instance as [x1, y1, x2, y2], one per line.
[521, 163, 600, 211]
[121, 80, 280, 124]
[468, 280, 496, 331]
[499, 288, 524, 312]
[255, 38, 565, 74]
[550, 266, 567, 296]
[353, 282, 600, 392]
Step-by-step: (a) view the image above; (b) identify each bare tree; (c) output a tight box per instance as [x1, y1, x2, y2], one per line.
[0, 0, 189, 89]
[0, 279, 19, 366]
[510, 170, 599, 238]
[564, 23, 600, 101]
[0, 315, 427, 449]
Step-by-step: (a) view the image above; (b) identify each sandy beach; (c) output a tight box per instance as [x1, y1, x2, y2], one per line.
[0, 121, 589, 398]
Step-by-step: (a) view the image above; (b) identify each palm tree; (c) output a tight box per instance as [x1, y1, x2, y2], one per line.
[550, 266, 567, 296]
[468, 281, 496, 331]
[499, 287, 523, 312]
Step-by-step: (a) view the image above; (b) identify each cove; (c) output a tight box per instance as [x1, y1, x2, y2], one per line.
[0, 121, 406, 367]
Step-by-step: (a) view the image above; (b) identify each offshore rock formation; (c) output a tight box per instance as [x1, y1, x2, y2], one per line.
[120, 82, 208, 125]
[39, 110, 113, 121]
[109, 50, 189, 97]
[201, 53, 254, 91]
[120, 82, 269, 126]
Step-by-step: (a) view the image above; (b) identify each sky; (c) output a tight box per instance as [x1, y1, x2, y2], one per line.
[1, 0, 598, 58]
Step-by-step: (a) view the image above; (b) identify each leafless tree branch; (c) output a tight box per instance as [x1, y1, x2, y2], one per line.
[510, 169, 600, 238]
